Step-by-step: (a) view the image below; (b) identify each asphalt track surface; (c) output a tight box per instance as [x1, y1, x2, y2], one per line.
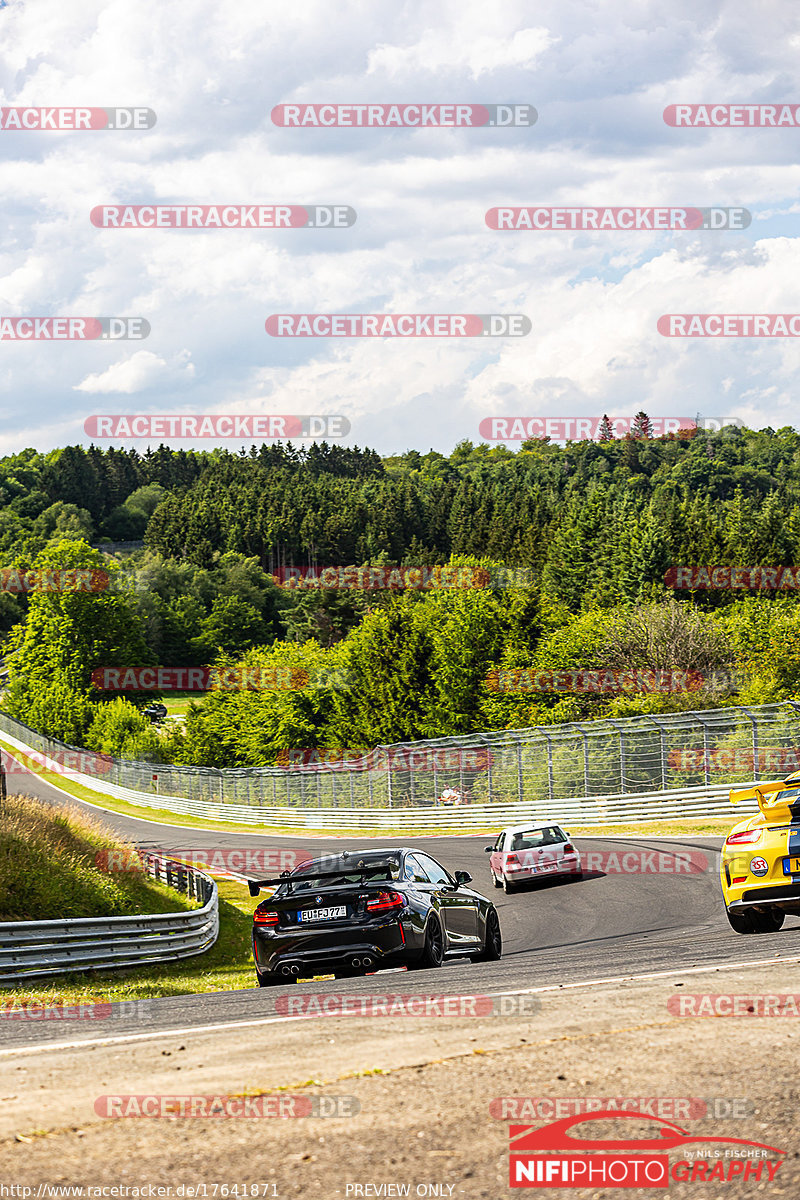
[3, 755, 800, 1053]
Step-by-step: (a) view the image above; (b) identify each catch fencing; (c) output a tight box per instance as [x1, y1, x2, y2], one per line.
[0, 854, 218, 984]
[0, 703, 797, 828]
[2, 702, 800, 805]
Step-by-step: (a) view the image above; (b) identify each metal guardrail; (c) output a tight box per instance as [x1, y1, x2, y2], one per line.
[66, 781, 751, 830]
[0, 853, 218, 984]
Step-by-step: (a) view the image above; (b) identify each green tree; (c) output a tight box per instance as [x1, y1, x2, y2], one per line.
[3, 540, 150, 742]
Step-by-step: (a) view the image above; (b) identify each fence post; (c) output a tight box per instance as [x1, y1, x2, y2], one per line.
[606, 720, 627, 792]
[582, 731, 589, 797]
[544, 733, 554, 802]
[740, 708, 760, 780]
[647, 717, 668, 791]
[698, 717, 711, 785]
[486, 742, 493, 803]
[515, 738, 523, 804]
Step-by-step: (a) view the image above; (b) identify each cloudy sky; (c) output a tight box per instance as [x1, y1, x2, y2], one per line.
[2, 0, 800, 457]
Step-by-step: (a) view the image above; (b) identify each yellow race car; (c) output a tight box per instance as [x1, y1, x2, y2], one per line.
[721, 769, 800, 933]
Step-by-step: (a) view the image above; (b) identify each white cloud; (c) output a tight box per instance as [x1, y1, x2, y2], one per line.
[1, 1, 800, 453]
[74, 349, 194, 394]
[367, 26, 556, 80]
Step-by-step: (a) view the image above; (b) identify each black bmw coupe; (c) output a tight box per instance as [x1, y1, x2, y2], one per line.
[249, 847, 502, 986]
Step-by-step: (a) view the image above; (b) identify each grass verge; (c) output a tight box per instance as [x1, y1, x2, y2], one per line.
[0, 792, 194, 922]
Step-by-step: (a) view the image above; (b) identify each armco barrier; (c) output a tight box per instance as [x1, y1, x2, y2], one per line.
[0, 854, 218, 984]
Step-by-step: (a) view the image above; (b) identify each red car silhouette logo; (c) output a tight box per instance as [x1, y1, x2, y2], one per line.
[511, 1111, 784, 1155]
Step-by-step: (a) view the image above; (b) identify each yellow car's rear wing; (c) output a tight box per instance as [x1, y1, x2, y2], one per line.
[730, 771, 800, 821]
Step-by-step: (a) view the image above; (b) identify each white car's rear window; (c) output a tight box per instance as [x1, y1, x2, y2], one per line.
[510, 827, 565, 850]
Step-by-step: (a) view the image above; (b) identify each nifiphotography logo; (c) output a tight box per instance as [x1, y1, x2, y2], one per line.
[508, 1112, 784, 1188]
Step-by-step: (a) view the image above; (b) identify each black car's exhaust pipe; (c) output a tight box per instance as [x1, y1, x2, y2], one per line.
[351, 956, 361, 968]
[280, 962, 300, 977]
[361, 955, 374, 969]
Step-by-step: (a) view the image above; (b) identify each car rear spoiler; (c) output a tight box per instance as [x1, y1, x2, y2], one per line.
[730, 771, 800, 820]
[248, 860, 401, 896]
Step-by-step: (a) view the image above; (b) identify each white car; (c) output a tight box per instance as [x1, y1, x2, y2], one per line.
[485, 823, 582, 893]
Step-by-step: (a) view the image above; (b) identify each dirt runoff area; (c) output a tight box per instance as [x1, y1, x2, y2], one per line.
[0, 959, 798, 1199]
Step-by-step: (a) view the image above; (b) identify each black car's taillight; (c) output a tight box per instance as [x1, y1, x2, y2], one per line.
[253, 909, 279, 926]
[367, 889, 404, 913]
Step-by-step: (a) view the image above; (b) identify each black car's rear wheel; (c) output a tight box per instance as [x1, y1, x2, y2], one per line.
[256, 969, 281, 987]
[411, 916, 444, 969]
[473, 908, 502, 961]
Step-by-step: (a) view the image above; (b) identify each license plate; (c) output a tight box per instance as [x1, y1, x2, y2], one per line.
[299, 905, 347, 923]
[782, 857, 800, 876]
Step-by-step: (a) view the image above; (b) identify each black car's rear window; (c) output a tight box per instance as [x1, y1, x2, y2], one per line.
[277, 860, 401, 893]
